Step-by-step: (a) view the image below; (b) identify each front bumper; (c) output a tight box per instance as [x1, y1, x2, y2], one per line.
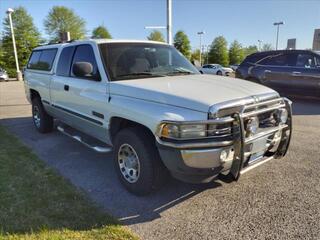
[156, 97, 292, 183]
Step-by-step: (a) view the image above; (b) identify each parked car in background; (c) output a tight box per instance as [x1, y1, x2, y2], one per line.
[0, 68, 9, 81]
[24, 39, 292, 195]
[199, 64, 234, 76]
[230, 64, 239, 71]
[236, 50, 320, 97]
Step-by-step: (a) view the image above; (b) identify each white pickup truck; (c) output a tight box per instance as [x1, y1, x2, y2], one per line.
[24, 39, 292, 195]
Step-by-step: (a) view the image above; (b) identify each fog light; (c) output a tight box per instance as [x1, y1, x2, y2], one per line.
[246, 116, 259, 136]
[220, 150, 228, 162]
[279, 109, 288, 124]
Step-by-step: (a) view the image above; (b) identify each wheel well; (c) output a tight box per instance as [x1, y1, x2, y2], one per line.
[109, 117, 155, 143]
[30, 89, 41, 100]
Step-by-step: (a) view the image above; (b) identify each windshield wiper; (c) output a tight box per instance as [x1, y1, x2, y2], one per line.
[116, 72, 166, 79]
[166, 69, 194, 76]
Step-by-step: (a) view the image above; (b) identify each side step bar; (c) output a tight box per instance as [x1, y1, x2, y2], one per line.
[57, 125, 112, 153]
[240, 156, 274, 175]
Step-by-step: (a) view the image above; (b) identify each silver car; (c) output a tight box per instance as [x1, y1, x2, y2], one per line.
[0, 69, 9, 81]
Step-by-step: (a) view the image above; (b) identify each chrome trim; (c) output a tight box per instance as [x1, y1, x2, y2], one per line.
[158, 117, 234, 126]
[241, 104, 286, 118]
[181, 148, 232, 169]
[245, 124, 287, 143]
[209, 92, 279, 118]
[242, 97, 284, 112]
[155, 136, 233, 149]
[240, 156, 274, 174]
[57, 126, 112, 153]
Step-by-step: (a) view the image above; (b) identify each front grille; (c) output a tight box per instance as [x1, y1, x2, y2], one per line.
[209, 94, 286, 141]
[258, 110, 278, 128]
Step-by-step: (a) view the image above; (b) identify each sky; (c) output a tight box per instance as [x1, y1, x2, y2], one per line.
[0, 0, 319, 50]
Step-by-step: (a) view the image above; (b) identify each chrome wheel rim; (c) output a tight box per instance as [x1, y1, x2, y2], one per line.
[118, 143, 140, 183]
[33, 106, 41, 128]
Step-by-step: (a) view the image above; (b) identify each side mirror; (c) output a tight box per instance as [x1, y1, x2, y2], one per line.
[72, 62, 93, 78]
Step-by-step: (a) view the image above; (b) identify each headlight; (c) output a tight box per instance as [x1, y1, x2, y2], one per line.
[279, 108, 288, 124]
[159, 123, 206, 139]
[245, 116, 259, 136]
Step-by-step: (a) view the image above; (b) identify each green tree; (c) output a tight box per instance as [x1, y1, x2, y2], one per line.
[244, 45, 258, 57]
[208, 36, 229, 66]
[0, 41, 4, 68]
[44, 6, 86, 41]
[262, 43, 273, 51]
[2, 7, 41, 77]
[190, 49, 200, 65]
[228, 40, 244, 65]
[147, 30, 165, 42]
[174, 30, 191, 59]
[92, 25, 112, 39]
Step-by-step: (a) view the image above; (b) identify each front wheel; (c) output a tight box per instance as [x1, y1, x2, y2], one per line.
[113, 127, 169, 195]
[32, 98, 53, 133]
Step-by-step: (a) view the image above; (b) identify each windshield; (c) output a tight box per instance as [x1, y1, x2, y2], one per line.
[99, 42, 199, 81]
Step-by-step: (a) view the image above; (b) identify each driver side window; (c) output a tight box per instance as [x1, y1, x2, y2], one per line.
[71, 45, 101, 80]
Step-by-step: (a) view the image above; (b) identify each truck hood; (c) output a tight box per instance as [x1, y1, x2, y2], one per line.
[110, 74, 278, 112]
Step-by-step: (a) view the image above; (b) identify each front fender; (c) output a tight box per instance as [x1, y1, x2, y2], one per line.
[108, 94, 208, 135]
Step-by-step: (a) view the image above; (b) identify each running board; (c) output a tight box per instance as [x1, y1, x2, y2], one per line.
[56, 125, 112, 153]
[240, 156, 274, 175]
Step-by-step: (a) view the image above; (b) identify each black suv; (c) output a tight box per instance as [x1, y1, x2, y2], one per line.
[236, 50, 320, 97]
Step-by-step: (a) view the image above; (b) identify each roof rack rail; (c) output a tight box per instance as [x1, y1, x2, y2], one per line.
[36, 39, 77, 48]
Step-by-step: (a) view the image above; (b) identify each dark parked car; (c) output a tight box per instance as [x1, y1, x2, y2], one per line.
[236, 50, 320, 97]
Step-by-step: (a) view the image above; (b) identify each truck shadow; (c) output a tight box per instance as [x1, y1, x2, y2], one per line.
[1, 96, 316, 228]
[0, 116, 230, 228]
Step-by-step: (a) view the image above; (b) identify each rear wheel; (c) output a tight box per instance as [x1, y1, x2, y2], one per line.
[217, 70, 222, 75]
[113, 127, 169, 195]
[32, 98, 53, 133]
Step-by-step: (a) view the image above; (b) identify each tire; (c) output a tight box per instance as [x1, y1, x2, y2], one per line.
[31, 97, 54, 133]
[113, 127, 169, 195]
[216, 71, 222, 76]
[199, 70, 203, 74]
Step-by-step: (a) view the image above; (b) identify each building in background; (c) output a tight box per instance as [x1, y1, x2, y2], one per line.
[312, 29, 320, 50]
[287, 38, 296, 49]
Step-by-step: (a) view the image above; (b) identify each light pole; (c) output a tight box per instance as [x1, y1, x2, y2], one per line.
[145, 0, 172, 45]
[197, 31, 205, 66]
[167, 0, 172, 45]
[258, 40, 262, 51]
[273, 21, 284, 50]
[204, 45, 210, 64]
[6, 8, 22, 81]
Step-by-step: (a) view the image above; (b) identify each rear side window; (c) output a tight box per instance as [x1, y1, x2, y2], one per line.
[71, 45, 100, 80]
[242, 53, 266, 65]
[258, 53, 296, 66]
[27, 49, 57, 71]
[56, 46, 75, 76]
[27, 51, 42, 69]
[296, 53, 316, 68]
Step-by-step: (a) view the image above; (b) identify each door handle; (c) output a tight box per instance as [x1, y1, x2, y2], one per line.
[292, 71, 301, 76]
[64, 85, 69, 91]
[264, 70, 271, 73]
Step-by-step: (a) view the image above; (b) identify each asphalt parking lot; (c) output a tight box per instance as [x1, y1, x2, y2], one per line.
[1, 81, 320, 240]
